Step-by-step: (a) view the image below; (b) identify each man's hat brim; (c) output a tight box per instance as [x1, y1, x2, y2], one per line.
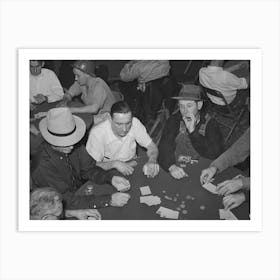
[39, 115, 86, 147]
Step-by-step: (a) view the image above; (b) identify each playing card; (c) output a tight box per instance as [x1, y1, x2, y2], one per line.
[202, 182, 218, 194]
[140, 186, 152, 196]
[140, 195, 161, 206]
[156, 206, 179, 219]
[219, 209, 238, 220]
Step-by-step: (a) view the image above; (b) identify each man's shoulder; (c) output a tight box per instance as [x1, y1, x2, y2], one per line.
[41, 68, 57, 77]
[89, 119, 111, 136]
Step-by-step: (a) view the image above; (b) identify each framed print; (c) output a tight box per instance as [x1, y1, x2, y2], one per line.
[19, 48, 261, 232]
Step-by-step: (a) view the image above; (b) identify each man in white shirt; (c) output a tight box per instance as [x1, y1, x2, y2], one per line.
[86, 101, 160, 177]
[30, 60, 64, 104]
[199, 60, 249, 106]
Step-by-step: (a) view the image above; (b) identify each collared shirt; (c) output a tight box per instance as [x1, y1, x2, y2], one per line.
[199, 66, 248, 105]
[120, 60, 170, 83]
[30, 68, 64, 103]
[86, 117, 152, 162]
[69, 77, 117, 114]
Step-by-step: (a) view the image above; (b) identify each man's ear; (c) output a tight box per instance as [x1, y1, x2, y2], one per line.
[197, 101, 203, 110]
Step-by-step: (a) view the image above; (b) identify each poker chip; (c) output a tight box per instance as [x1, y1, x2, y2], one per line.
[182, 210, 188, 215]
[200, 205, 206, 210]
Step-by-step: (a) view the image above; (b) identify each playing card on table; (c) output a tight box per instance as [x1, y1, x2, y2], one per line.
[202, 182, 218, 194]
[219, 209, 238, 220]
[156, 206, 179, 219]
[140, 186, 152, 196]
[140, 195, 161, 206]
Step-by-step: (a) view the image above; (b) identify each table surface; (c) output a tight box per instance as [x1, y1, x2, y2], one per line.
[76, 154, 250, 220]
[30, 100, 93, 130]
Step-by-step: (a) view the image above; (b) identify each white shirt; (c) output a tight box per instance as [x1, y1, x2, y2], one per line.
[120, 60, 170, 83]
[30, 68, 64, 103]
[199, 66, 248, 105]
[86, 117, 152, 162]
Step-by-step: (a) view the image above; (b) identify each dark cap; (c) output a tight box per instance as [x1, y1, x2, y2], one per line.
[172, 84, 202, 101]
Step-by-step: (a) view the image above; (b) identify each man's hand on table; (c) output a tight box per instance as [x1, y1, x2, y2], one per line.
[168, 164, 188, 179]
[112, 176, 131, 192]
[33, 94, 47, 104]
[223, 192, 245, 210]
[113, 160, 136, 176]
[143, 160, 159, 178]
[110, 192, 131, 207]
[66, 209, 102, 220]
[200, 166, 217, 184]
[217, 178, 243, 196]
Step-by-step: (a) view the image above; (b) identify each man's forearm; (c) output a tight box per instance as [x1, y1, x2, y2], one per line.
[147, 143, 159, 162]
[70, 104, 99, 114]
[96, 160, 116, 171]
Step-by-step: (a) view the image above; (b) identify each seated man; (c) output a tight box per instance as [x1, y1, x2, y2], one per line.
[86, 101, 160, 178]
[30, 187, 102, 220]
[32, 107, 131, 211]
[64, 60, 118, 124]
[30, 60, 64, 104]
[199, 60, 249, 106]
[119, 60, 179, 124]
[158, 84, 223, 179]
[200, 128, 250, 211]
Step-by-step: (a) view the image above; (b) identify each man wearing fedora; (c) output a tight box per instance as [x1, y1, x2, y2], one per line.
[31, 107, 131, 210]
[158, 84, 223, 180]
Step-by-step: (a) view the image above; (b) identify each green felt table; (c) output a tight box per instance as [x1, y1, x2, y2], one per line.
[76, 154, 250, 220]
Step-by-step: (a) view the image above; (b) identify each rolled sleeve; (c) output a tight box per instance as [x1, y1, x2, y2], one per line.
[86, 133, 105, 161]
[133, 118, 153, 148]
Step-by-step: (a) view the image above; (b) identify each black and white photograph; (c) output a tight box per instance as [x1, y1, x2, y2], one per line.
[18, 48, 261, 231]
[28, 58, 251, 221]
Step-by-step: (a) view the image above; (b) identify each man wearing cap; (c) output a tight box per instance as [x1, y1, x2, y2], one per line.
[158, 84, 223, 179]
[63, 60, 117, 124]
[86, 101, 160, 178]
[30, 60, 64, 104]
[31, 107, 131, 210]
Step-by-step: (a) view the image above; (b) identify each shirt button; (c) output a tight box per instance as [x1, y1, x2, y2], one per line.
[60, 157, 63, 160]
[93, 205, 96, 208]
[105, 203, 108, 207]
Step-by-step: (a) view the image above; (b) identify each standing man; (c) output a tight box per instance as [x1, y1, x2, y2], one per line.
[199, 60, 249, 106]
[86, 101, 160, 178]
[32, 107, 131, 210]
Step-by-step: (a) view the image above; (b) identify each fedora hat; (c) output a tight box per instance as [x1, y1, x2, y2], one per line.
[39, 108, 86, 147]
[172, 84, 203, 101]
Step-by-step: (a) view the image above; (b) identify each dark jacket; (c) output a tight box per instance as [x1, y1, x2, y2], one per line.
[32, 143, 115, 210]
[158, 111, 223, 172]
